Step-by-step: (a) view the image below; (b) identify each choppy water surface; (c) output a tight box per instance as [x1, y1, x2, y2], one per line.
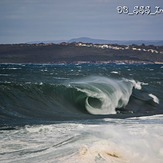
[0, 63, 163, 162]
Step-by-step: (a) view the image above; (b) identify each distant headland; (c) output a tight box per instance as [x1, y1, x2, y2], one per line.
[0, 41, 163, 64]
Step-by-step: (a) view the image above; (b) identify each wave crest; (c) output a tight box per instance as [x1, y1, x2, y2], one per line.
[68, 76, 133, 115]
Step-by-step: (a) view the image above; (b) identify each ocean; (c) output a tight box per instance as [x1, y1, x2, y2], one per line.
[0, 63, 163, 163]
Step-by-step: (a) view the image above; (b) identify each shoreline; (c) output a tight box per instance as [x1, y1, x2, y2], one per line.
[0, 60, 163, 65]
[0, 43, 163, 64]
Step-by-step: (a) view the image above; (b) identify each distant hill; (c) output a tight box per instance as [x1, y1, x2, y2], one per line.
[26, 37, 163, 46]
[27, 40, 66, 44]
[68, 37, 163, 46]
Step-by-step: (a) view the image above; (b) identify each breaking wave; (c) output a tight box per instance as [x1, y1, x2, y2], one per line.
[0, 76, 160, 126]
[68, 76, 133, 115]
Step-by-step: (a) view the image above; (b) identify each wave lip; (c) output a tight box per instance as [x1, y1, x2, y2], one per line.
[69, 76, 133, 115]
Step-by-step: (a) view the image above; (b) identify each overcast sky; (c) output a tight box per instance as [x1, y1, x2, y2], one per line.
[0, 0, 163, 43]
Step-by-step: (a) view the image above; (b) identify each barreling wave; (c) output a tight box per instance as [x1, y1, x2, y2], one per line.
[68, 76, 133, 115]
[0, 76, 160, 126]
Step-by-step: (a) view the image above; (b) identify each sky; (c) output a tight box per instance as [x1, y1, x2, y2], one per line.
[0, 0, 163, 43]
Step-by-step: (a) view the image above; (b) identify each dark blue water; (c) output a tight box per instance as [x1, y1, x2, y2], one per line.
[0, 63, 163, 127]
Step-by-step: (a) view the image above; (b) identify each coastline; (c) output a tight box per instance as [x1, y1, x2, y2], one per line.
[0, 60, 163, 65]
[0, 43, 163, 64]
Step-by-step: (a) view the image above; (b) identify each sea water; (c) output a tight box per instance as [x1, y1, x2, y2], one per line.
[0, 63, 163, 162]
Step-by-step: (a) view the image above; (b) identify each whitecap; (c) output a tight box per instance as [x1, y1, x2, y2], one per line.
[149, 94, 159, 104]
[111, 71, 119, 74]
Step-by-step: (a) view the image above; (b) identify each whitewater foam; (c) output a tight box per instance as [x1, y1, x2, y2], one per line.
[70, 76, 133, 115]
[1, 119, 161, 163]
[149, 94, 159, 104]
[111, 71, 119, 74]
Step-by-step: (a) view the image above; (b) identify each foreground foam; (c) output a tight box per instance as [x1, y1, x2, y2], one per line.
[68, 122, 163, 163]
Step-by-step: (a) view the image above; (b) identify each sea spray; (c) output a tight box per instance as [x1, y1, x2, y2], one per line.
[69, 76, 133, 115]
